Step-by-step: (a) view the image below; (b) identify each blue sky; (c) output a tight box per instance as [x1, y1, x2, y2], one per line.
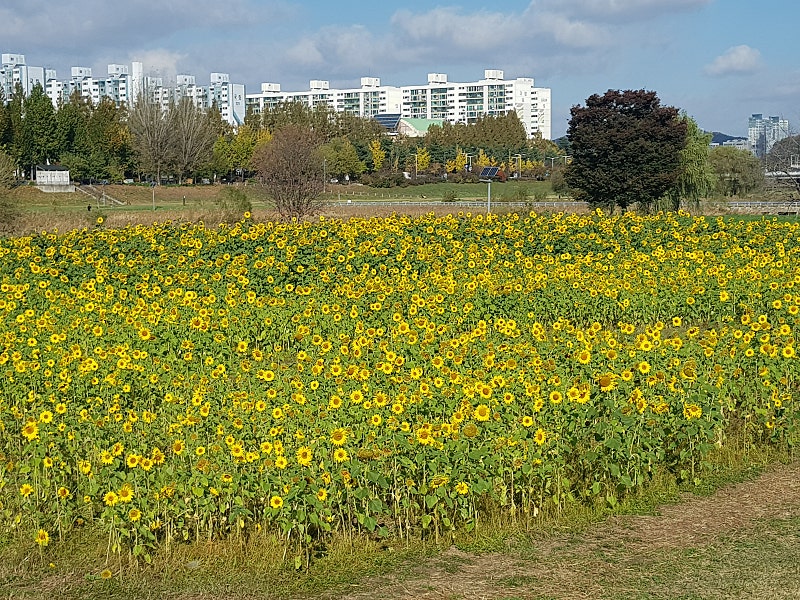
[1, 0, 797, 137]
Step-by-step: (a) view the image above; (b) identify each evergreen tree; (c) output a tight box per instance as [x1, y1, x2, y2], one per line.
[19, 84, 59, 179]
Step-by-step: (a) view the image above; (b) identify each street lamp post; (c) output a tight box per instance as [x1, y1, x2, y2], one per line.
[546, 155, 571, 170]
[513, 154, 523, 179]
[323, 159, 327, 194]
[479, 177, 492, 214]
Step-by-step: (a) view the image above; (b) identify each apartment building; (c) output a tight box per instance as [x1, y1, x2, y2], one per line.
[246, 77, 403, 119]
[44, 65, 133, 107]
[748, 113, 790, 158]
[1, 53, 47, 99]
[4, 51, 551, 136]
[246, 70, 552, 139]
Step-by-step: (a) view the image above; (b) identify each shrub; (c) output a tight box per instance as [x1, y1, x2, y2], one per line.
[214, 186, 252, 222]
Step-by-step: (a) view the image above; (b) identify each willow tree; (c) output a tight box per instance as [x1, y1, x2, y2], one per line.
[666, 114, 716, 211]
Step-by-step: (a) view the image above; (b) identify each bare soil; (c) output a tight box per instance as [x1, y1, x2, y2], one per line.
[334, 462, 800, 600]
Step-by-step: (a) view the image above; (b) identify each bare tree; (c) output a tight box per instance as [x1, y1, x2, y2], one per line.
[171, 98, 216, 184]
[128, 96, 173, 183]
[765, 134, 800, 196]
[252, 125, 325, 219]
[0, 148, 20, 233]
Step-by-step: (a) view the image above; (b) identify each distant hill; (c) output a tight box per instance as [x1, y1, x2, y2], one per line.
[710, 131, 746, 145]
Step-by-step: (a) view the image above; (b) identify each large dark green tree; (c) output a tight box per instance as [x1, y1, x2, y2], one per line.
[565, 89, 687, 212]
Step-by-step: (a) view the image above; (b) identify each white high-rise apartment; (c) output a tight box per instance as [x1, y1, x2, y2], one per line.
[748, 113, 790, 158]
[247, 77, 403, 120]
[1, 53, 46, 99]
[45, 65, 133, 107]
[246, 69, 552, 139]
[400, 70, 551, 139]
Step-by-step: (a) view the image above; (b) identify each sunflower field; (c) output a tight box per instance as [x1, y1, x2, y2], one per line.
[1, 210, 798, 562]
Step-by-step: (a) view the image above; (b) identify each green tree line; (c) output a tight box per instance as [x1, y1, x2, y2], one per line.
[0, 83, 775, 211]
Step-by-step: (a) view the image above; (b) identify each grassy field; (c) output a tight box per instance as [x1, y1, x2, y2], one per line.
[7, 180, 553, 209]
[2, 447, 796, 600]
[0, 180, 562, 234]
[4, 180, 796, 236]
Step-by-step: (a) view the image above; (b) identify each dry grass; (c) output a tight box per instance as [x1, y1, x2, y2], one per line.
[334, 461, 800, 600]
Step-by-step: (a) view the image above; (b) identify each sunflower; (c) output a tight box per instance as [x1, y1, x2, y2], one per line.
[275, 455, 288, 469]
[462, 423, 479, 438]
[103, 491, 119, 506]
[598, 373, 617, 392]
[416, 426, 434, 445]
[333, 448, 349, 463]
[534, 428, 547, 446]
[128, 508, 142, 522]
[118, 484, 134, 503]
[330, 428, 348, 446]
[474, 404, 491, 421]
[20, 483, 34, 497]
[455, 482, 469, 495]
[269, 495, 284, 509]
[296, 447, 313, 466]
[683, 403, 703, 420]
[21, 420, 39, 441]
[316, 488, 328, 502]
[35, 529, 49, 547]
[549, 390, 563, 404]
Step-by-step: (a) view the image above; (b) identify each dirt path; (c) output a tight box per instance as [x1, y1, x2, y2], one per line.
[334, 463, 800, 600]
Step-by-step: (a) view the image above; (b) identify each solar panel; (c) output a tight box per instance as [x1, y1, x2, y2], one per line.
[479, 166, 499, 178]
[373, 113, 401, 131]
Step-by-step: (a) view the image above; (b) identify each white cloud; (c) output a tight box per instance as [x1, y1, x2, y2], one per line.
[550, 0, 712, 21]
[0, 0, 284, 55]
[129, 49, 187, 82]
[704, 45, 762, 77]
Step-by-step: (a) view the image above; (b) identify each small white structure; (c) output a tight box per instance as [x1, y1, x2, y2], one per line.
[36, 165, 74, 193]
